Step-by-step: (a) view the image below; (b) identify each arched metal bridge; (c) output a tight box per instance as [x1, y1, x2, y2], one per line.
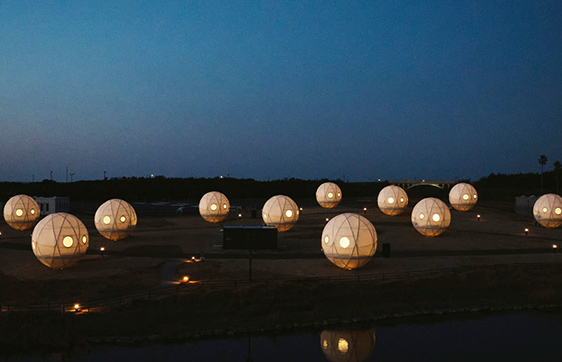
[391, 180, 457, 190]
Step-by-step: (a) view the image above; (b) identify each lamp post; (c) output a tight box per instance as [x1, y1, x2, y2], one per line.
[248, 235, 253, 282]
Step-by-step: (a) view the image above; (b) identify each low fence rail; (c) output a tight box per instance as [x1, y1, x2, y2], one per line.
[0, 262, 557, 313]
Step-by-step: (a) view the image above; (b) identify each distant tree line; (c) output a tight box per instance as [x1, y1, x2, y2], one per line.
[0, 177, 388, 204]
[473, 169, 560, 201]
[0, 169, 560, 204]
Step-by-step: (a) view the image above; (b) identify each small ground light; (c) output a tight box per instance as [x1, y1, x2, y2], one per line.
[477, 214, 481, 221]
[100, 247, 105, 257]
[363, 207, 367, 214]
[238, 213, 242, 219]
[325, 218, 329, 222]
[182, 276, 189, 283]
[553, 244, 558, 250]
[524, 228, 529, 236]
[74, 303, 80, 312]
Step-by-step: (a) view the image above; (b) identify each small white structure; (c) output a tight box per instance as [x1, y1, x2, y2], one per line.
[377, 185, 408, 216]
[411, 198, 451, 237]
[321, 213, 377, 270]
[31, 213, 89, 269]
[533, 193, 562, 228]
[34, 196, 70, 215]
[262, 195, 299, 232]
[3, 194, 40, 231]
[515, 195, 538, 215]
[94, 199, 138, 241]
[199, 191, 230, 223]
[316, 182, 342, 209]
[449, 183, 478, 211]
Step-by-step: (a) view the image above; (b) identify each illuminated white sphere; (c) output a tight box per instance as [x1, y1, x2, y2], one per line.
[3, 194, 40, 231]
[199, 191, 230, 223]
[377, 185, 408, 216]
[449, 183, 478, 211]
[262, 195, 299, 232]
[94, 199, 137, 241]
[321, 329, 376, 362]
[533, 193, 562, 228]
[316, 182, 342, 209]
[411, 198, 451, 237]
[322, 213, 377, 270]
[31, 213, 89, 269]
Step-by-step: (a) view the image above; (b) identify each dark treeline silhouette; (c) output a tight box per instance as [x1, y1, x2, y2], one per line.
[0, 177, 387, 204]
[0, 170, 560, 204]
[473, 170, 560, 200]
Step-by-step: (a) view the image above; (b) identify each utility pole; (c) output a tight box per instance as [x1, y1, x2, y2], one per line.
[69, 173, 74, 182]
[50, 171, 53, 181]
[248, 235, 253, 283]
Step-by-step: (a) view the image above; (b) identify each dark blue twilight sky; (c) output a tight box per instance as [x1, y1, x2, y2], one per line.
[1, 1, 561, 182]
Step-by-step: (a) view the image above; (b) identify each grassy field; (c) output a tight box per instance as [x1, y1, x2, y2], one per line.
[1, 198, 561, 354]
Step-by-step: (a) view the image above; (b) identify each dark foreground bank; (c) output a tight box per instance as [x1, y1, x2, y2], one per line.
[1, 263, 562, 356]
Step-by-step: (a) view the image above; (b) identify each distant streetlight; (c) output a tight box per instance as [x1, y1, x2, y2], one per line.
[477, 214, 481, 221]
[100, 247, 105, 257]
[363, 207, 367, 214]
[524, 228, 529, 236]
[74, 303, 80, 312]
[182, 276, 190, 283]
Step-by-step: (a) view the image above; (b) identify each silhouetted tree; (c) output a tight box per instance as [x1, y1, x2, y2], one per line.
[539, 155, 548, 193]
[554, 160, 561, 194]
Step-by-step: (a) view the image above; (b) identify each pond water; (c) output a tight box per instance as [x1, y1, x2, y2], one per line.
[6, 312, 562, 361]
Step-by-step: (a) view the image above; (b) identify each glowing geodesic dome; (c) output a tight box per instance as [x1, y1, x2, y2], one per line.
[321, 329, 376, 362]
[94, 199, 137, 241]
[316, 182, 342, 209]
[449, 183, 478, 211]
[533, 193, 562, 228]
[199, 191, 230, 223]
[31, 213, 89, 269]
[262, 195, 299, 232]
[411, 197, 451, 237]
[377, 185, 408, 216]
[3, 194, 40, 231]
[321, 213, 377, 270]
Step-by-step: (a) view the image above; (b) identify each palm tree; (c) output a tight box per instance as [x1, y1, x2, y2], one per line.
[538, 155, 548, 193]
[554, 160, 561, 194]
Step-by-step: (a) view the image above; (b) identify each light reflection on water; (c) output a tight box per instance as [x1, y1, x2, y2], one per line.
[5, 312, 562, 361]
